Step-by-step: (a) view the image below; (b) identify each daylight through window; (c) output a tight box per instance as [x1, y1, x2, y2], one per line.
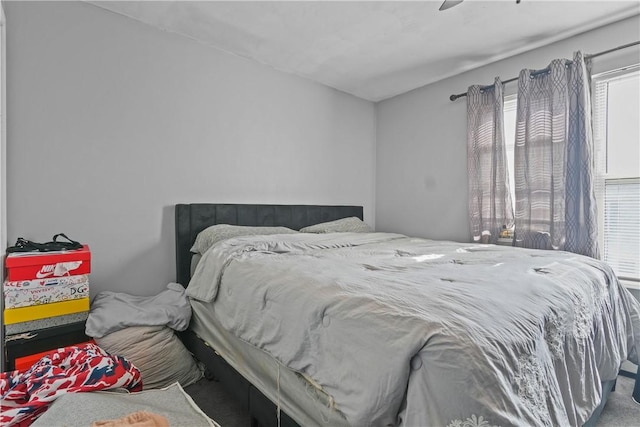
[593, 67, 640, 283]
[502, 68, 640, 284]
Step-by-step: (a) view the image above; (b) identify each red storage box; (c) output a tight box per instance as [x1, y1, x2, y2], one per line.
[14, 340, 94, 371]
[5, 245, 91, 281]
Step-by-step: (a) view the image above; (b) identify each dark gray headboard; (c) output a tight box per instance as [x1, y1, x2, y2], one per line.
[175, 203, 364, 287]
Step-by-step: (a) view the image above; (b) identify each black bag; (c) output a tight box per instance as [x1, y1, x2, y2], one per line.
[6, 233, 83, 253]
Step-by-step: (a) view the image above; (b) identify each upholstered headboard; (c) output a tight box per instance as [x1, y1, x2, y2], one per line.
[174, 203, 364, 287]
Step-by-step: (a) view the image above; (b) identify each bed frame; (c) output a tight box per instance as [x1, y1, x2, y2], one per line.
[175, 203, 634, 427]
[175, 203, 363, 427]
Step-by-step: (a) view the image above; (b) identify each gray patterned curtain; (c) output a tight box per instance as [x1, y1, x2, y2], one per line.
[514, 51, 599, 258]
[467, 78, 514, 244]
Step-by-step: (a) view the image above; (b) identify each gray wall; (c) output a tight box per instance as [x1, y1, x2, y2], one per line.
[5, 1, 376, 297]
[375, 15, 640, 242]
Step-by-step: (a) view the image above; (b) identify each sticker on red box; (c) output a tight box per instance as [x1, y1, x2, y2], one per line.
[4, 274, 90, 290]
[5, 245, 91, 281]
[3, 278, 89, 309]
[36, 261, 82, 278]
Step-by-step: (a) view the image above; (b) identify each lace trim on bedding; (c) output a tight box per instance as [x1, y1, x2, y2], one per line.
[446, 414, 500, 427]
[573, 265, 608, 339]
[544, 310, 567, 359]
[544, 273, 608, 359]
[514, 354, 551, 425]
[571, 289, 592, 339]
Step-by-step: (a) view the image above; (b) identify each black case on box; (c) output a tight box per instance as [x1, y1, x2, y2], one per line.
[4, 320, 90, 371]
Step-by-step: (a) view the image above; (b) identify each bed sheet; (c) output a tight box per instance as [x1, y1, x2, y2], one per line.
[189, 299, 350, 427]
[187, 232, 640, 427]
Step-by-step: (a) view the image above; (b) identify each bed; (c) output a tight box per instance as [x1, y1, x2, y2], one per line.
[175, 203, 640, 427]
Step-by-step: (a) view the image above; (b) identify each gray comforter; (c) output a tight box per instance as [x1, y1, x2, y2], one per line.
[186, 232, 640, 427]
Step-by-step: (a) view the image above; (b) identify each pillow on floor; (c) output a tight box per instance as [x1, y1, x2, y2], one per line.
[96, 325, 202, 389]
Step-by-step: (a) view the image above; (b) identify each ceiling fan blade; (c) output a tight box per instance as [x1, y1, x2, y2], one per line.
[439, 0, 464, 11]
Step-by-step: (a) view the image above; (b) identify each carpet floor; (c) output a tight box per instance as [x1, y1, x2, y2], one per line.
[184, 375, 640, 427]
[596, 375, 640, 427]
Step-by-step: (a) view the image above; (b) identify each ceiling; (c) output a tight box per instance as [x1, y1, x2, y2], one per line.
[89, 1, 640, 102]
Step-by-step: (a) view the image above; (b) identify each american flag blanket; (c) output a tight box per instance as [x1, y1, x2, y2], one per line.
[1, 343, 142, 426]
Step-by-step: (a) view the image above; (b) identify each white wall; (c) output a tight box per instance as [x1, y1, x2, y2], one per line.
[5, 1, 376, 297]
[0, 1, 5, 370]
[376, 15, 640, 242]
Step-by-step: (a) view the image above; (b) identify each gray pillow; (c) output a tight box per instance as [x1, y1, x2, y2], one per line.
[96, 325, 203, 389]
[190, 224, 298, 254]
[300, 217, 372, 233]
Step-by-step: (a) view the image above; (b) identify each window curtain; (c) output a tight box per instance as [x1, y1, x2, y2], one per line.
[467, 78, 514, 244]
[513, 51, 599, 258]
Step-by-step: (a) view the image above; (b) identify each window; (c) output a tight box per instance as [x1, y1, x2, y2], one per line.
[593, 67, 640, 285]
[502, 68, 640, 285]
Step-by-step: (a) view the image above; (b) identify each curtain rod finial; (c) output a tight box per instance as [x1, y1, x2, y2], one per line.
[450, 94, 459, 101]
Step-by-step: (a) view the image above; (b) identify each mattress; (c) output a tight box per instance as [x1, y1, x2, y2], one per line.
[189, 299, 349, 427]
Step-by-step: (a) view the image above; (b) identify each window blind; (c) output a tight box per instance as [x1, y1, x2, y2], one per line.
[593, 67, 640, 282]
[603, 178, 640, 281]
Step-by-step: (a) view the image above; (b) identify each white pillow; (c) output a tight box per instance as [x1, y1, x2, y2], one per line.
[96, 325, 203, 389]
[190, 224, 298, 255]
[300, 217, 372, 233]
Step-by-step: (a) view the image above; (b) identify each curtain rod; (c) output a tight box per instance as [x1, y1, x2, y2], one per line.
[449, 40, 640, 101]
